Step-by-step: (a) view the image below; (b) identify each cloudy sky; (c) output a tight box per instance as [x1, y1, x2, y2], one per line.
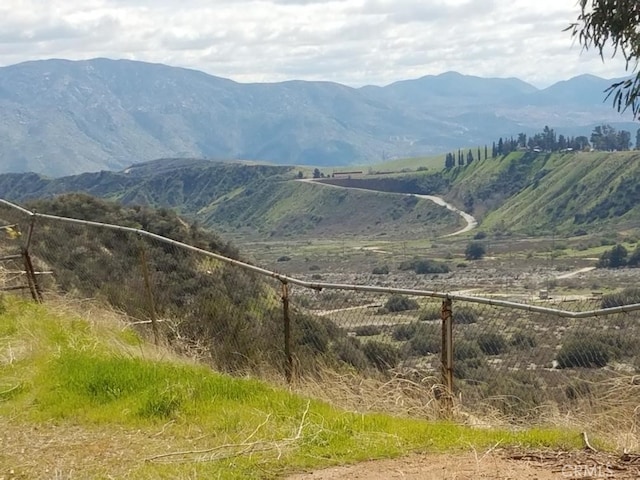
[0, 0, 630, 88]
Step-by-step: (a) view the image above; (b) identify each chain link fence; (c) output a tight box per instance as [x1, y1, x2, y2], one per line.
[1, 198, 639, 424]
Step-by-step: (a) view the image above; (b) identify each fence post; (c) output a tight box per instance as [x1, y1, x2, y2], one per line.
[22, 215, 43, 303]
[139, 243, 159, 346]
[440, 297, 454, 416]
[281, 280, 293, 383]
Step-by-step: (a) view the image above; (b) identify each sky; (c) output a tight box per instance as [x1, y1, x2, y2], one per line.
[0, 0, 631, 88]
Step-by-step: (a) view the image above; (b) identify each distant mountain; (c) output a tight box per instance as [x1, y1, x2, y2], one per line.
[360, 71, 538, 110]
[0, 58, 636, 176]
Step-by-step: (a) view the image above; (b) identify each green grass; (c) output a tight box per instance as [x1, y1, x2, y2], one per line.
[0, 295, 585, 478]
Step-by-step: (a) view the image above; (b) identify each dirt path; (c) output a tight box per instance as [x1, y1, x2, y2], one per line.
[555, 266, 596, 279]
[298, 179, 478, 237]
[287, 449, 640, 479]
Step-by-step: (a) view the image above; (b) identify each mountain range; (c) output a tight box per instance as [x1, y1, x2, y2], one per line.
[0, 58, 637, 176]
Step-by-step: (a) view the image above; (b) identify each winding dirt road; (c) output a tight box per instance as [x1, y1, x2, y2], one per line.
[297, 179, 478, 237]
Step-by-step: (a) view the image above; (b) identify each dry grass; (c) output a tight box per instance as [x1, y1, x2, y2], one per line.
[292, 367, 444, 420]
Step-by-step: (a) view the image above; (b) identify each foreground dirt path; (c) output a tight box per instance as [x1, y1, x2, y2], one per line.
[287, 450, 640, 479]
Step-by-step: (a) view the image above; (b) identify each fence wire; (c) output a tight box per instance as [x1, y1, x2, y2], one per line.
[1, 198, 640, 423]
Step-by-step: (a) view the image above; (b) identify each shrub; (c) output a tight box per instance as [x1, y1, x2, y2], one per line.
[398, 258, 449, 274]
[597, 244, 627, 268]
[332, 338, 368, 371]
[485, 371, 546, 418]
[465, 242, 486, 260]
[392, 322, 420, 341]
[277, 255, 291, 262]
[311, 274, 322, 280]
[477, 332, 508, 355]
[384, 294, 419, 312]
[354, 325, 383, 337]
[454, 340, 483, 361]
[363, 341, 400, 371]
[556, 337, 610, 368]
[296, 316, 330, 354]
[453, 306, 478, 324]
[419, 304, 441, 321]
[413, 259, 449, 274]
[601, 287, 640, 308]
[308, 264, 320, 271]
[372, 265, 389, 275]
[407, 325, 441, 356]
[473, 231, 487, 240]
[510, 330, 537, 348]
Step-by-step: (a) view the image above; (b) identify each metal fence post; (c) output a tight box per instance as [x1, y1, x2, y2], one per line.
[22, 215, 43, 303]
[139, 243, 159, 346]
[281, 280, 293, 383]
[441, 297, 454, 416]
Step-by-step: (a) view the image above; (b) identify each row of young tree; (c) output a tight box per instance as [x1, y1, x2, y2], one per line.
[445, 124, 640, 169]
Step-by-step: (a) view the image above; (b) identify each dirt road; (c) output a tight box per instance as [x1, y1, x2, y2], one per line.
[287, 449, 640, 479]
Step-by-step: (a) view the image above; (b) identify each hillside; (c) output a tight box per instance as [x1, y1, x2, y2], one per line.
[443, 150, 640, 235]
[0, 58, 638, 176]
[3, 150, 640, 239]
[0, 161, 462, 240]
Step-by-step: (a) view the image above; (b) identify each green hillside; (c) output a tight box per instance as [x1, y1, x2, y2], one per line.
[444, 150, 640, 235]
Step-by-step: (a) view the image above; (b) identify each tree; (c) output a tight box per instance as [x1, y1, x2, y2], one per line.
[636, 128, 640, 150]
[568, 1, 640, 117]
[466, 149, 474, 164]
[465, 241, 486, 260]
[312, 168, 321, 179]
[597, 243, 628, 268]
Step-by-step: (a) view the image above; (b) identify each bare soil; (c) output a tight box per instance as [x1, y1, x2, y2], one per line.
[287, 449, 640, 480]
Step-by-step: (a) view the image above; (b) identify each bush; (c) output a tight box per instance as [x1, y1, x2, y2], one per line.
[332, 338, 368, 370]
[398, 258, 449, 274]
[597, 244, 627, 268]
[384, 294, 419, 312]
[363, 341, 400, 371]
[277, 255, 291, 262]
[310, 274, 322, 280]
[477, 332, 507, 355]
[465, 242, 486, 260]
[473, 231, 487, 240]
[454, 340, 483, 361]
[510, 330, 537, 348]
[413, 259, 449, 274]
[407, 325, 441, 356]
[392, 322, 420, 341]
[354, 325, 383, 337]
[601, 287, 640, 308]
[308, 264, 320, 271]
[372, 265, 390, 275]
[453, 306, 478, 324]
[419, 304, 441, 321]
[556, 337, 610, 368]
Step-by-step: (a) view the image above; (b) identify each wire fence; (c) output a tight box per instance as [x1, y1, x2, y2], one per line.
[1, 198, 640, 422]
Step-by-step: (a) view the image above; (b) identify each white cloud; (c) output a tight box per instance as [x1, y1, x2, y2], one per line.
[0, 0, 631, 87]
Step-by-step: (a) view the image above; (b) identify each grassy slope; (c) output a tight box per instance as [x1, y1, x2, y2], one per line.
[444, 150, 640, 235]
[206, 180, 462, 239]
[0, 296, 582, 479]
